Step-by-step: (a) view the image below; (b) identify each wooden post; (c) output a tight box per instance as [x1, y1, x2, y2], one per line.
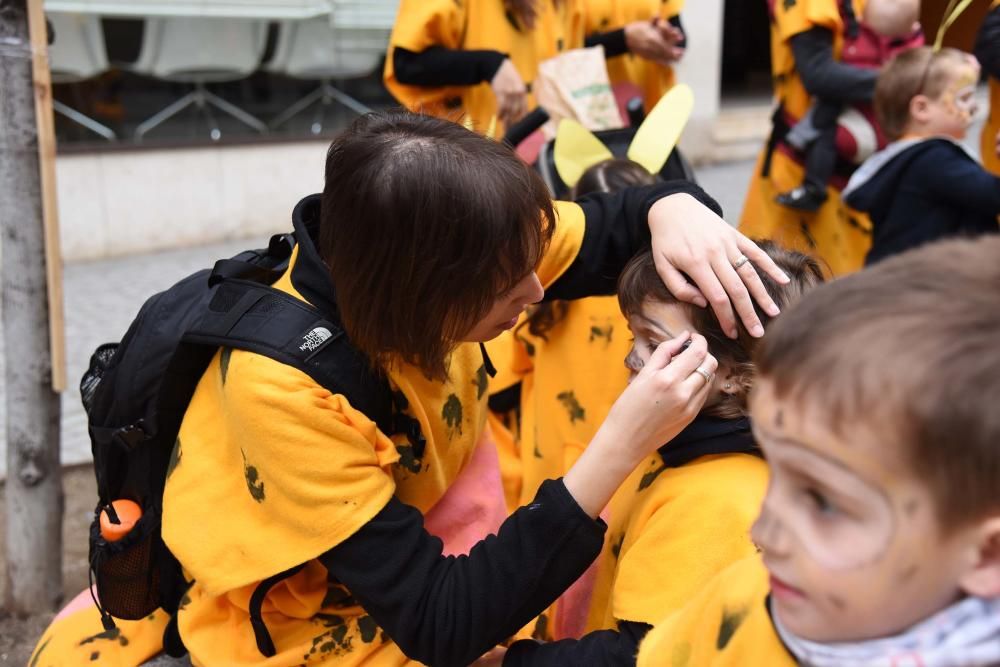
[0, 0, 64, 613]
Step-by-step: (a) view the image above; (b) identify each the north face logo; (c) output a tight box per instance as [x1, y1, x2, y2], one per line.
[300, 327, 333, 352]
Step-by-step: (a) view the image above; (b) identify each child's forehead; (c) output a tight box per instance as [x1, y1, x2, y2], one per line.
[750, 378, 915, 485]
[943, 61, 979, 91]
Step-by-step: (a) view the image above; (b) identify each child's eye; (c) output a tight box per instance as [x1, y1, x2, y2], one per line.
[805, 488, 839, 517]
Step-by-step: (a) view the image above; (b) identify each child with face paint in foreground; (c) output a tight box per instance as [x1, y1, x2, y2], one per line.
[497, 242, 824, 665]
[843, 47, 1000, 265]
[636, 235, 1000, 667]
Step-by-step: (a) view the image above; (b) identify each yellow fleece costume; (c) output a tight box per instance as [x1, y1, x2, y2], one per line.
[739, 0, 872, 276]
[586, 449, 768, 633]
[30, 202, 587, 666]
[384, 0, 585, 135]
[584, 0, 685, 113]
[635, 555, 795, 666]
[984, 2, 1000, 177]
[485, 295, 632, 641]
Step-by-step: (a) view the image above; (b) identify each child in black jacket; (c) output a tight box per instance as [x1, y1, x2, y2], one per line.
[843, 46, 1000, 264]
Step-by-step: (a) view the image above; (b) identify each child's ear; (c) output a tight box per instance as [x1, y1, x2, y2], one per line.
[716, 366, 749, 396]
[909, 94, 933, 123]
[958, 517, 1000, 598]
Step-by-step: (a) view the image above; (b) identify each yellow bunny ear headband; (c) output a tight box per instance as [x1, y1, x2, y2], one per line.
[553, 83, 695, 188]
[933, 0, 977, 50]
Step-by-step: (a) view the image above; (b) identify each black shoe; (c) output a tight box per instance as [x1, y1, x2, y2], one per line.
[775, 184, 828, 212]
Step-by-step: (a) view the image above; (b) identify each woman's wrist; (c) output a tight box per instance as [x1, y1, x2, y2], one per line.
[563, 425, 646, 518]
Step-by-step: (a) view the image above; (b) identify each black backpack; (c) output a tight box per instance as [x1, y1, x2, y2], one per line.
[81, 233, 419, 657]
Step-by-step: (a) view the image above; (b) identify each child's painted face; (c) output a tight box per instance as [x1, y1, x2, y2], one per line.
[749, 380, 979, 643]
[625, 300, 724, 402]
[924, 62, 981, 140]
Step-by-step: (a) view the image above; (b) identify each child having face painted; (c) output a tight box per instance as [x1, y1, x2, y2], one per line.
[498, 242, 824, 665]
[636, 235, 1000, 667]
[844, 46, 1000, 265]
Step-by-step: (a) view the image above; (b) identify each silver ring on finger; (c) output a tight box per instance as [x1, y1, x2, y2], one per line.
[694, 366, 713, 384]
[732, 254, 751, 270]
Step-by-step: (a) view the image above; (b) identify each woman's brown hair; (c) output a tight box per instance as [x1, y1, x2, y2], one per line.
[617, 241, 825, 419]
[320, 111, 554, 380]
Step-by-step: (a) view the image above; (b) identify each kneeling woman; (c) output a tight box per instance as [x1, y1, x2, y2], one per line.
[32, 111, 785, 667]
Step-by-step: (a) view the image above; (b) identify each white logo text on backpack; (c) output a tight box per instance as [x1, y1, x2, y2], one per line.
[300, 327, 333, 352]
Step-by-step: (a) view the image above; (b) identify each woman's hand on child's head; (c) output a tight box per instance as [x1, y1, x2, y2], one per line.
[607, 331, 717, 455]
[647, 194, 791, 339]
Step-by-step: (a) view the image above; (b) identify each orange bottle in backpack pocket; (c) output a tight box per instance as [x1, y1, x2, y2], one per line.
[99, 499, 142, 542]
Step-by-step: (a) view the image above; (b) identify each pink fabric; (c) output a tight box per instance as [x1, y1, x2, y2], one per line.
[54, 587, 99, 622]
[422, 426, 510, 557]
[515, 130, 547, 165]
[552, 506, 609, 640]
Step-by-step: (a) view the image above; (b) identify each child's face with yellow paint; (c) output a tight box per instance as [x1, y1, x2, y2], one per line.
[921, 61, 980, 140]
[749, 379, 984, 643]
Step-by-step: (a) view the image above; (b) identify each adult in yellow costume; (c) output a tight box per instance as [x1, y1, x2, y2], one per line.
[975, 0, 1000, 176]
[30, 111, 789, 666]
[584, 0, 686, 113]
[740, 0, 875, 276]
[385, 0, 586, 134]
[384, 0, 688, 136]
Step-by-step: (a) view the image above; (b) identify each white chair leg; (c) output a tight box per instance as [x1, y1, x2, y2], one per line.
[321, 82, 371, 115]
[52, 100, 117, 140]
[268, 86, 327, 130]
[134, 90, 200, 140]
[202, 89, 268, 134]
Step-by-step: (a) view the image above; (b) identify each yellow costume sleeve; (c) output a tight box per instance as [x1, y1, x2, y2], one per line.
[164, 350, 400, 595]
[384, 0, 467, 112]
[611, 456, 767, 625]
[636, 556, 795, 667]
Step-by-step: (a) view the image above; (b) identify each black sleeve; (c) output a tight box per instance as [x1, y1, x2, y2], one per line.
[585, 15, 686, 59]
[319, 479, 606, 667]
[790, 27, 878, 104]
[393, 45, 507, 87]
[585, 28, 629, 58]
[503, 621, 652, 666]
[544, 180, 724, 301]
[974, 7, 1000, 80]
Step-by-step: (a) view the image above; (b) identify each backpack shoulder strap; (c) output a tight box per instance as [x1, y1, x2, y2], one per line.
[184, 278, 394, 434]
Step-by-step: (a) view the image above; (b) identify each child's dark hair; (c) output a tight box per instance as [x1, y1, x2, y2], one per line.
[875, 46, 970, 141]
[526, 158, 656, 340]
[756, 236, 1000, 528]
[569, 158, 657, 200]
[618, 242, 825, 419]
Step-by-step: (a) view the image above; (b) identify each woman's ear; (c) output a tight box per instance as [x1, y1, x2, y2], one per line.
[958, 517, 1000, 598]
